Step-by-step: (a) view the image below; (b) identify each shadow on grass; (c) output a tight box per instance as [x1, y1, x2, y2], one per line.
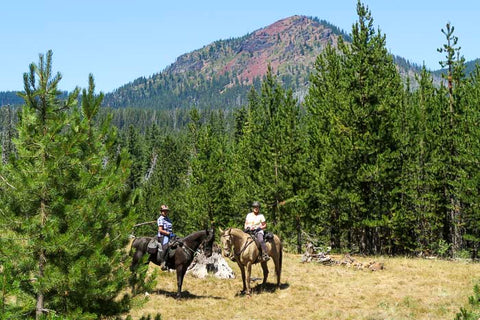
[234, 282, 290, 297]
[154, 288, 224, 300]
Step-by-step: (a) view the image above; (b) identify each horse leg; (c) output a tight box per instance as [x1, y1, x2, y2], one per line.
[130, 249, 145, 271]
[275, 247, 283, 288]
[245, 262, 253, 295]
[130, 249, 148, 295]
[237, 262, 247, 295]
[260, 261, 269, 286]
[175, 264, 188, 299]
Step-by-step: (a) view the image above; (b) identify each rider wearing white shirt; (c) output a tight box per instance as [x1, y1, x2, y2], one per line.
[244, 201, 270, 262]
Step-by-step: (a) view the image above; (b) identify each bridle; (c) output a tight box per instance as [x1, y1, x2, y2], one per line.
[221, 229, 234, 260]
[182, 230, 213, 260]
[221, 228, 254, 261]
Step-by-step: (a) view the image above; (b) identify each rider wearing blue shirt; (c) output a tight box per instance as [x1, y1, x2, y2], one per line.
[157, 204, 175, 269]
[157, 205, 174, 245]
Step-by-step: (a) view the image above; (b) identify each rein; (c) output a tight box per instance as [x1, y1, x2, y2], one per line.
[223, 229, 254, 260]
[179, 232, 209, 260]
[181, 243, 198, 260]
[235, 238, 254, 258]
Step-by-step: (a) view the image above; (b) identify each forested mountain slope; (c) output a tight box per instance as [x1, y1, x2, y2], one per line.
[2, 16, 477, 110]
[103, 15, 349, 109]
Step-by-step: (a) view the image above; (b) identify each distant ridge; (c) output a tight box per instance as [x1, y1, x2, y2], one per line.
[2, 17, 478, 109]
[165, 15, 348, 85]
[0, 91, 23, 107]
[102, 15, 351, 109]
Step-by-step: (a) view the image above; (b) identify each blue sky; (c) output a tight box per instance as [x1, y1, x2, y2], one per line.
[1, 0, 479, 93]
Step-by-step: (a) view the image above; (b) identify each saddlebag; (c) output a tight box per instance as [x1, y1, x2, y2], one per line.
[147, 239, 159, 254]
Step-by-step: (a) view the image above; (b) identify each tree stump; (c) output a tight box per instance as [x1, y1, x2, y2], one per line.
[187, 246, 235, 279]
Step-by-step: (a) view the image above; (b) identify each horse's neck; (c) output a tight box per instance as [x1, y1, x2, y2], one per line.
[231, 229, 250, 248]
[183, 231, 205, 250]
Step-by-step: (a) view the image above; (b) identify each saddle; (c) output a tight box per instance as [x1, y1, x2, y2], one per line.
[264, 232, 274, 241]
[244, 229, 274, 240]
[244, 230, 274, 249]
[146, 237, 183, 256]
[165, 238, 184, 259]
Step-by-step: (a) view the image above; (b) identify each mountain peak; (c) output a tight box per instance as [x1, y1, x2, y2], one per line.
[255, 15, 307, 37]
[201, 15, 341, 84]
[104, 16, 348, 109]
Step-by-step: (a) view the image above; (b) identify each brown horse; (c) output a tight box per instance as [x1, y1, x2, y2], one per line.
[220, 227, 282, 295]
[130, 229, 215, 298]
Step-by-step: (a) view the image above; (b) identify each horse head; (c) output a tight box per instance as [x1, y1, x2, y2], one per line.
[219, 227, 234, 260]
[202, 228, 215, 258]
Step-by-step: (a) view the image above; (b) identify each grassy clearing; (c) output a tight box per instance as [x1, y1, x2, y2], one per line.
[127, 253, 480, 320]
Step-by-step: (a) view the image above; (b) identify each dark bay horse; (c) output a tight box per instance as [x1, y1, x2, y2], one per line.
[220, 227, 282, 295]
[130, 229, 215, 298]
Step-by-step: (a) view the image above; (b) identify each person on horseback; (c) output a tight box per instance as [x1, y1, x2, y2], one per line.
[244, 201, 270, 262]
[157, 204, 176, 270]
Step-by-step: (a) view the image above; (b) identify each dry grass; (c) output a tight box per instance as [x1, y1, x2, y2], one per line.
[126, 253, 480, 320]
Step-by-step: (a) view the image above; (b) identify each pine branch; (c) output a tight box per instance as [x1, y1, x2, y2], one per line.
[0, 174, 15, 189]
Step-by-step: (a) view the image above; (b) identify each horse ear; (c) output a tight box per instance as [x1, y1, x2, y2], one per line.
[219, 227, 224, 234]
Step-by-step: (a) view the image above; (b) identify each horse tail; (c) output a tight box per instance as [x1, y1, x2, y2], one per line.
[279, 242, 283, 274]
[130, 237, 151, 272]
[276, 236, 283, 287]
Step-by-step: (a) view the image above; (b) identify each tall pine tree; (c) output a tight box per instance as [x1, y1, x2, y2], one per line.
[306, 1, 403, 253]
[0, 51, 136, 319]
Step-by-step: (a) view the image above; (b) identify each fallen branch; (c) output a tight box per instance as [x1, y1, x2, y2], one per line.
[132, 221, 156, 228]
[301, 242, 384, 271]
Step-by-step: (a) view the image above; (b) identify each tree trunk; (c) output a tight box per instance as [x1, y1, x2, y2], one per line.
[35, 253, 45, 319]
[36, 198, 47, 319]
[296, 216, 302, 254]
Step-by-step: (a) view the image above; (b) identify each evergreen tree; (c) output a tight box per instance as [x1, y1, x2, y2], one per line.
[306, 1, 403, 253]
[0, 51, 135, 319]
[125, 124, 146, 190]
[184, 108, 237, 231]
[454, 59, 480, 258]
[235, 66, 307, 250]
[1, 106, 16, 164]
[436, 23, 466, 254]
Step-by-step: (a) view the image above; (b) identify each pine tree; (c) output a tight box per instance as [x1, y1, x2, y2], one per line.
[306, 1, 403, 253]
[235, 66, 307, 250]
[0, 51, 136, 318]
[435, 23, 466, 255]
[393, 67, 443, 254]
[184, 108, 237, 231]
[454, 61, 480, 258]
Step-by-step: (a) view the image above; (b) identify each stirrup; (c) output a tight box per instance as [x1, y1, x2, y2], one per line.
[160, 260, 168, 271]
[261, 253, 270, 262]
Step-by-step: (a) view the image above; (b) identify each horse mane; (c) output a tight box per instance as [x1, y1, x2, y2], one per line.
[182, 229, 214, 241]
[228, 228, 246, 238]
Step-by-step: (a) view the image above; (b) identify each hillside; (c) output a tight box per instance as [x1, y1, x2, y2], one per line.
[0, 91, 23, 107]
[2, 16, 477, 110]
[432, 58, 480, 78]
[102, 16, 351, 109]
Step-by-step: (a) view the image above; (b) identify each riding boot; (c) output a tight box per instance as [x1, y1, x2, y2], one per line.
[159, 246, 168, 270]
[260, 242, 270, 262]
[157, 247, 163, 264]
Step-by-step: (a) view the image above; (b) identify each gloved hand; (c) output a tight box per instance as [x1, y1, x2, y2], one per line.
[170, 233, 176, 238]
